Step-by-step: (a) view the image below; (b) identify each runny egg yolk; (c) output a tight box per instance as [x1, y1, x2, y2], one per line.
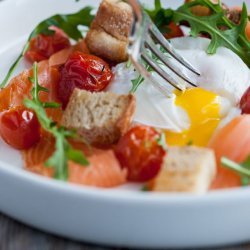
[165, 88, 221, 146]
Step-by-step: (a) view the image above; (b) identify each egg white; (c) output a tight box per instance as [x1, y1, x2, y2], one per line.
[170, 37, 250, 104]
[108, 37, 249, 132]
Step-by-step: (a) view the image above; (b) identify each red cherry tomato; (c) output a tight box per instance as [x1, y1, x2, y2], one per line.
[114, 126, 166, 182]
[240, 86, 250, 114]
[57, 51, 113, 108]
[164, 22, 184, 39]
[0, 107, 41, 150]
[25, 27, 70, 63]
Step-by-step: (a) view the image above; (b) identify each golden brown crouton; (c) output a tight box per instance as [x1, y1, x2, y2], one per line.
[61, 89, 136, 147]
[86, 29, 128, 63]
[91, 0, 132, 41]
[151, 146, 216, 194]
[86, 0, 133, 62]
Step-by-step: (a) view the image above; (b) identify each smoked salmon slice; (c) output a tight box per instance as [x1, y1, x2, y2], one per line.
[22, 137, 127, 188]
[49, 39, 89, 67]
[4, 40, 126, 188]
[0, 40, 89, 122]
[208, 115, 250, 189]
[23, 136, 55, 177]
[0, 60, 63, 122]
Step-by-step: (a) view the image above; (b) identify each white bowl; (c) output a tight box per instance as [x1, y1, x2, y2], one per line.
[0, 0, 249, 248]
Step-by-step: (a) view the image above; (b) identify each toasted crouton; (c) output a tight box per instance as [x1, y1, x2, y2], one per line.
[86, 0, 133, 62]
[151, 146, 216, 194]
[86, 29, 128, 63]
[61, 89, 136, 147]
[91, 0, 132, 41]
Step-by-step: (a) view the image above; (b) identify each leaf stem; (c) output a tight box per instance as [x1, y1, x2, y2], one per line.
[33, 62, 39, 101]
[24, 63, 89, 180]
[202, 0, 250, 49]
[0, 42, 30, 88]
[0, 7, 94, 89]
[221, 157, 250, 176]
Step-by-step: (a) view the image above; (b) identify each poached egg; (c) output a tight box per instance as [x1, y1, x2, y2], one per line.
[108, 37, 250, 146]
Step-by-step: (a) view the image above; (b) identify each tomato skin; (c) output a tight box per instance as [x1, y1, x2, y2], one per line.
[57, 51, 113, 108]
[114, 126, 166, 182]
[25, 27, 70, 63]
[164, 22, 184, 39]
[0, 107, 41, 150]
[240, 86, 250, 114]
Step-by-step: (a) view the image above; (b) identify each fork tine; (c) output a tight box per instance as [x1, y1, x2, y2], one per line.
[141, 51, 185, 92]
[148, 20, 201, 76]
[145, 37, 198, 87]
[130, 56, 173, 97]
[127, 0, 201, 95]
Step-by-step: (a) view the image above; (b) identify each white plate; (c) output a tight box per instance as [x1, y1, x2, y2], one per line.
[0, 0, 249, 248]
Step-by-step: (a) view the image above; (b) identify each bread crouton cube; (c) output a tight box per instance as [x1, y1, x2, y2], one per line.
[86, 0, 133, 62]
[91, 0, 133, 41]
[86, 29, 129, 63]
[61, 89, 136, 147]
[151, 146, 216, 194]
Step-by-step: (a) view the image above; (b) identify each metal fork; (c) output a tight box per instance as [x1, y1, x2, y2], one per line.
[127, 0, 200, 96]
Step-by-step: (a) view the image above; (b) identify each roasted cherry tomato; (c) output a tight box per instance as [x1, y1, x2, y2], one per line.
[164, 22, 184, 39]
[114, 126, 166, 182]
[25, 27, 70, 63]
[0, 107, 41, 150]
[57, 51, 113, 108]
[240, 86, 250, 114]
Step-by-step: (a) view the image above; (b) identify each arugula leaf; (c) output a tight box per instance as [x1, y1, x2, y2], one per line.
[130, 76, 144, 93]
[239, 156, 250, 186]
[146, 0, 173, 32]
[145, 0, 250, 67]
[156, 132, 168, 151]
[24, 62, 89, 180]
[188, 0, 250, 50]
[0, 7, 94, 88]
[221, 156, 250, 186]
[141, 185, 150, 192]
[29, 7, 94, 40]
[173, 0, 250, 67]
